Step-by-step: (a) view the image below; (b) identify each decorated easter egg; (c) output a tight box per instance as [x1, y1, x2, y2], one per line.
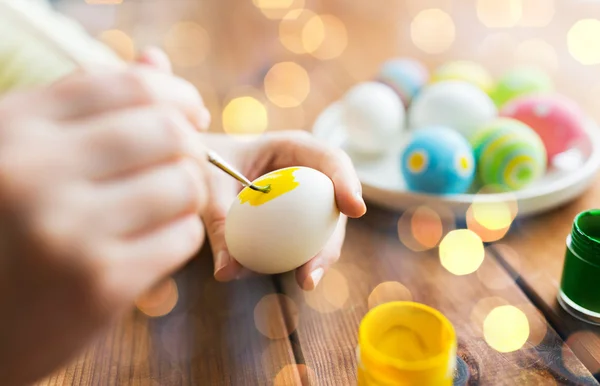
[400, 126, 476, 194]
[431, 60, 494, 94]
[342, 81, 405, 155]
[500, 94, 587, 164]
[377, 58, 429, 106]
[408, 81, 497, 139]
[471, 118, 547, 192]
[491, 67, 553, 108]
[225, 167, 340, 274]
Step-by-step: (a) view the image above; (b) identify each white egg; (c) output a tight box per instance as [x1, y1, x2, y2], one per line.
[224, 166, 340, 274]
[408, 81, 497, 139]
[342, 81, 405, 155]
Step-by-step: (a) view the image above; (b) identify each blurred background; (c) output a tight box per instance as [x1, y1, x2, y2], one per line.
[50, 0, 600, 139]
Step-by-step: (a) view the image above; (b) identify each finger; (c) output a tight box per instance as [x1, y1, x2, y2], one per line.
[96, 159, 207, 236]
[72, 106, 202, 179]
[46, 68, 210, 130]
[201, 169, 247, 282]
[136, 46, 172, 73]
[264, 131, 366, 218]
[114, 214, 205, 292]
[295, 215, 347, 291]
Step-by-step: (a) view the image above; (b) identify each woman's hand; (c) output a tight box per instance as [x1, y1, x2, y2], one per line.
[200, 131, 367, 290]
[0, 65, 210, 385]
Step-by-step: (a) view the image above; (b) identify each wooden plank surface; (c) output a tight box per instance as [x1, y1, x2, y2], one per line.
[30, 0, 600, 384]
[279, 207, 599, 385]
[36, 244, 297, 386]
[491, 179, 600, 378]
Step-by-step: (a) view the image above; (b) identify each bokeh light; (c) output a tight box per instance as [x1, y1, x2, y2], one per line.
[563, 331, 600, 375]
[519, 0, 555, 27]
[470, 297, 510, 337]
[264, 62, 310, 108]
[411, 206, 444, 248]
[471, 188, 518, 230]
[368, 281, 413, 309]
[279, 9, 317, 54]
[302, 15, 348, 60]
[98, 29, 135, 61]
[515, 38, 559, 73]
[274, 364, 316, 385]
[471, 198, 515, 231]
[483, 305, 530, 353]
[439, 229, 485, 275]
[253, 0, 305, 20]
[301, 15, 324, 54]
[254, 294, 299, 339]
[222, 96, 269, 136]
[304, 268, 349, 313]
[466, 207, 510, 243]
[410, 9, 456, 54]
[568, 19, 600, 66]
[476, 0, 522, 28]
[398, 205, 454, 252]
[135, 278, 178, 318]
[467, 187, 517, 241]
[518, 303, 547, 347]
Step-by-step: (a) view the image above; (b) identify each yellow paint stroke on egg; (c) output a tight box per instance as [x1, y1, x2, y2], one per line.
[459, 156, 470, 170]
[408, 151, 428, 173]
[238, 167, 300, 206]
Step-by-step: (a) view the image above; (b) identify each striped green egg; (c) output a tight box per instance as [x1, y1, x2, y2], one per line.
[470, 118, 547, 191]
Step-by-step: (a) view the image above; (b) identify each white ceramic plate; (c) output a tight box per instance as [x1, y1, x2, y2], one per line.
[312, 102, 600, 217]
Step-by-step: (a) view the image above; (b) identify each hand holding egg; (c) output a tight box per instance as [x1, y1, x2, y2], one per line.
[225, 167, 341, 274]
[201, 131, 367, 291]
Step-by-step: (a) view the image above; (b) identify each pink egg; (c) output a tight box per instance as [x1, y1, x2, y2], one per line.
[500, 94, 587, 164]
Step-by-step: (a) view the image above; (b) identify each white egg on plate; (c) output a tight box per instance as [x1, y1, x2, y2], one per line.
[224, 166, 340, 274]
[342, 81, 405, 155]
[408, 80, 497, 139]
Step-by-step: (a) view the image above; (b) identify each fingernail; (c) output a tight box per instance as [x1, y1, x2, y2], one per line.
[304, 268, 324, 291]
[355, 188, 363, 201]
[214, 250, 229, 276]
[355, 190, 367, 211]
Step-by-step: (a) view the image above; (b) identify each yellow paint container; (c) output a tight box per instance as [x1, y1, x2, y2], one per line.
[357, 301, 457, 386]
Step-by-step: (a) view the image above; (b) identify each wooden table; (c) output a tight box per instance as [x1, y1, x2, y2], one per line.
[36, 197, 600, 385]
[37, 0, 600, 384]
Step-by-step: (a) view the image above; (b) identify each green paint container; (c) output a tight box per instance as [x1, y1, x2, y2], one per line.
[559, 210, 600, 325]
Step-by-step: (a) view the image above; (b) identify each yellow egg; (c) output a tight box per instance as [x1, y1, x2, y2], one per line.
[224, 166, 340, 274]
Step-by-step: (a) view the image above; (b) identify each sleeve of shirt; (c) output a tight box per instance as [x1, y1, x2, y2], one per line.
[0, 0, 124, 94]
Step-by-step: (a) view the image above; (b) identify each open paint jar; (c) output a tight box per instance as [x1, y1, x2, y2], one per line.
[559, 209, 600, 324]
[356, 301, 457, 385]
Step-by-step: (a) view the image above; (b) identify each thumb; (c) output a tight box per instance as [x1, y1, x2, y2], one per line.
[202, 184, 245, 282]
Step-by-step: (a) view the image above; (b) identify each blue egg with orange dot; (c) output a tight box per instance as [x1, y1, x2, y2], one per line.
[401, 127, 476, 194]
